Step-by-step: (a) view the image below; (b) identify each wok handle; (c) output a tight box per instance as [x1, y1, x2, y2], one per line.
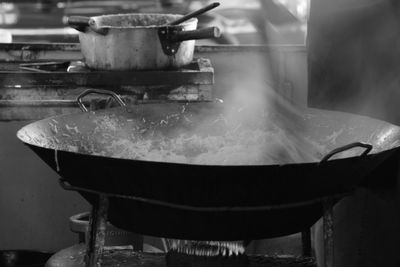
[77, 89, 126, 112]
[67, 16, 108, 35]
[170, 27, 221, 42]
[321, 142, 373, 162]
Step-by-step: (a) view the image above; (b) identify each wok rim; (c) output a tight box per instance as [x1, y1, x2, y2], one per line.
[16, 125, 320, 168]
[18, 128, 400, 169]
[16, 105, 400, 168]
[20, 139, 317, 168]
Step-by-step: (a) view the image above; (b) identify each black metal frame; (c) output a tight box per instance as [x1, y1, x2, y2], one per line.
[85, 195, 109, 267]
[55, 89, 375, 267]
[60, 182, 334, 267]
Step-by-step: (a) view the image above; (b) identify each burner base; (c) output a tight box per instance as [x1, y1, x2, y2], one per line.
[166, 251, 249, 267]
[45, 244, 316, 267]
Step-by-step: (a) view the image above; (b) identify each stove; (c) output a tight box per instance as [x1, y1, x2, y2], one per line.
[4, 43, 334, 267]
[0, 43, 214, 121]
[57, 169, 332, 267]
[46, 244, 316, 267]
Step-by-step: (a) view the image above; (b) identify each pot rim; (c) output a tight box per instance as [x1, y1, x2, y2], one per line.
[90, 13, 197, 30]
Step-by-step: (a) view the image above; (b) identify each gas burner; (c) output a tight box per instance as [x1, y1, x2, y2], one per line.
[166, 240, 248, 267]
[169, 240, 245, 257]
[18, 61, 91, 73]
[17, 58, 211, 73]
[8, 58, 214, 98]
[1, 56, 214, 121]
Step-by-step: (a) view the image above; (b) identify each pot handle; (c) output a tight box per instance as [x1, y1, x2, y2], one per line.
[77, 89, 126, 112]
[67, 16, 90, 31]
[67, 16, 108, 35]
[158, 26, 221, 55]
[170, 27, 221, 42]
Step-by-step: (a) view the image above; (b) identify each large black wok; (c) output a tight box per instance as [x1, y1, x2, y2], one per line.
[17, 96, 400, 241]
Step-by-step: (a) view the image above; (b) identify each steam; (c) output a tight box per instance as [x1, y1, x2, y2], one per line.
[192, 4, 320, 165]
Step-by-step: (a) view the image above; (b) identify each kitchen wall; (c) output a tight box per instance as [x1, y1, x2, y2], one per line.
[0, 121, 89, 251]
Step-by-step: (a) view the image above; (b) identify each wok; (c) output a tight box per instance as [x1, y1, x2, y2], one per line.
[17, 93, 400, 241]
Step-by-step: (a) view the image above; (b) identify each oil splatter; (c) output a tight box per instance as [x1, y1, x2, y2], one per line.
[65, 124, 80, 134]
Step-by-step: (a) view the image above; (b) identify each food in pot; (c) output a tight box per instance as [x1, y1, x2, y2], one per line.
[99, 126, 324, 165]
[51, 108, 328, 166]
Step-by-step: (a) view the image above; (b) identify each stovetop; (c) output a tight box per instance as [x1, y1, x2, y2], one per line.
[0, 42, 214, 121]
[46, 244, 316, 267]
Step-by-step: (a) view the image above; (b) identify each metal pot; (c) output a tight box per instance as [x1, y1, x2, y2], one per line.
[68, 14, 220, 70]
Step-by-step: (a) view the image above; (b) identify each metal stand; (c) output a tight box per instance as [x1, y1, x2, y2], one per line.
[301, 229, 312, 257]
[85, 194, 109, 267]
[323, 198, 334, 267]
[318, 142, 372, 267]
[300, 198, 335, 267]
[59, 138, 374, 267]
